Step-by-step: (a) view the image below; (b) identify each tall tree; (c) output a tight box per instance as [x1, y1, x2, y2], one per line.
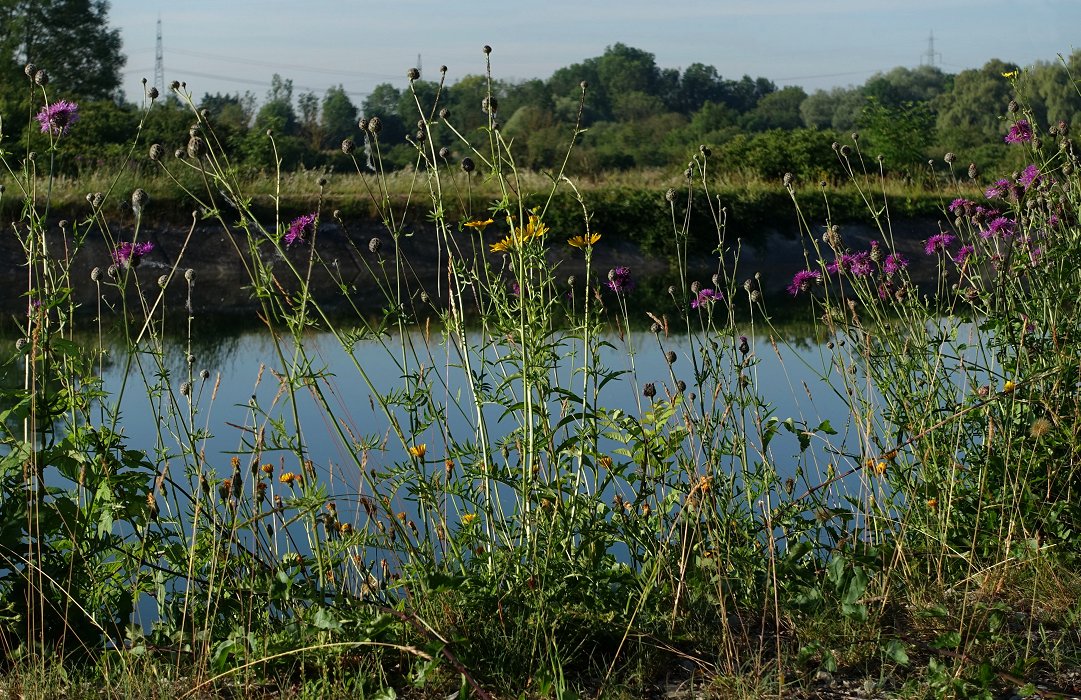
[0, 0, 124, 100]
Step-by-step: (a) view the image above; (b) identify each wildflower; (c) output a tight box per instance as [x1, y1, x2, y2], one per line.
[984, 179, 1011, 199]
[868, 459, 887, 476]
[827, 251, 873, 277]
[883, 253, 908, 275]
[464, 218, 494, 233]
[1018, 164, 1040, 189]
[509, 281, 521, 297]
[598, 455, 613, 469]
[1002, 380, 1017, 393]
[489, 235, 513, 253]
[923, 232, 955, 255]
[953, 244, 975, 265]
[606, 266, 635, 294]
[35, 100, 80, 137]
[926, 497, 938, 510]
[280, 472, 298, 486]
[690, 288, 723, 308]
[986, 216, 1016, 238]
[949, 198, 973, 214]
[567, 232, 601, 249]
[112, 241, 154, 267]
[461, 513, 477, 526]
[787, 269, 821, 296]
[284, 213, 317, 247]
[260, 463, 273, 475]
[1004, 119, 1033, 144]
[408, 443, 427, 459]
[1002, 70, 1019, 79]
[1029, 417, 1052, 439]
[520, 214, 549, 243]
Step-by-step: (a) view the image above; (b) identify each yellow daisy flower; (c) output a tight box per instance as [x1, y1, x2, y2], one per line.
[489, 236, 514, 253]
[464, 218, 494, 233]
[461, 512, 477, 525]
[521, 214, 549, 242]
[568, 232, 601, 249]
[408, 443, 427, 459]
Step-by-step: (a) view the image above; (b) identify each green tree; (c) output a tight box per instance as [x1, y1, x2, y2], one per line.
[934, 59, 1018, 149]
[860, 97, 936, 172]
[320, 85, 357, 150]
[742, 86, 807, 131]
[254, 74, 298, 135]
[800, 87, 865, 131]
[0, 0, 124, 100]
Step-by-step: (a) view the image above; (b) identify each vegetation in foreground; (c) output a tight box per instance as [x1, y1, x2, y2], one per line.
[1, 48, 1080, 700]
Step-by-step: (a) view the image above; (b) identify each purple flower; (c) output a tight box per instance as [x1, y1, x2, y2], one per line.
[986, 216, 1016, 238]
[883, 253, 908, 275]
[1018, 164, 1040, 189]
[985, 179, 1011, 200]
[284, 213, 317, 247]
[510, 281, 521, 297]
[690, 288, 723, 308]
[112, 241, 154, 267]
[35, 100, 80, 137]
[828, 251, 873, 277]
[787, 269, 821, 296]
[1004, 119, 1033, 144]
[606, 266, 635, 294]
[924, 232, 955, 255]
[949, 198, 974, 214]
[953, 244, 975, 265]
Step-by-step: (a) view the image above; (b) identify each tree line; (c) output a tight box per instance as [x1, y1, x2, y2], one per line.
[2, 1, 1079, 181]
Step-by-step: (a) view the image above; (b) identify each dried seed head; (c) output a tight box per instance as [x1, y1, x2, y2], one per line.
[739, 336, 750, 355]
[174, 148, 185, 159]
[180, 381, 192, 397]
[650, 322, 660, 333]
[840, 144, 852, 157]
[690, 280, 700, 294]
[699, 144, 711, 157]
[851, 132, 860, 141]
[186, 136, 205, 159]
[665, 188, 677, 202]
[711, 273, 720, 286]
[24, 63, 35, 78]
[676, 380, 686, 393]
[184, 268, 195, 282]
[438, 146, 450, 160]
[357, 117, 368, 131]
[482, 96, 498, 114]
[170, 80, 180, 91]
[132, 188, 149, 210]
[944, 152, 956, 164]
[34, 69, 48, 86]
[438, 107, 450, 120]
[367, 117, 382, 134]
[368, 237, 382, 253]
[461, 157, 475, 173]
[149, 143, 164, 161]
[667, 285, 676, 296]
[440, 64, 448, 73]
[482, 45, 492, 54]
[91, 267, 101, 281]
[414, 129, 426, 142]
[665, 350, 677, 364]
[407, 67, 420, 81]
[341, 137, 356, 154]
[968, 163, 979, 180]
[200, 369, 210, 380]
[1008, 99, 1019, 114]
[147, 86, 159, 100]
[157, 275, 168, 287]
[419, 291, 430, 303]
[566, 275, 576, 287]
[783, 172, 794, 187]
[643, 382, 656, 398]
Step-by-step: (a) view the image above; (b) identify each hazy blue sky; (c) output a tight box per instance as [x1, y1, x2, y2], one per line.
[109, 0, 1079, 105]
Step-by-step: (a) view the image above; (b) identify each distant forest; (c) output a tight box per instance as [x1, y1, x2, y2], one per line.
[7, 42, 1081, 180]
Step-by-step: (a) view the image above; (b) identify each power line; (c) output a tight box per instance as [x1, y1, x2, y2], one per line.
[122, 66, 372, 99]
[164, 47, 400, 81]
[153, 18, 164, 95]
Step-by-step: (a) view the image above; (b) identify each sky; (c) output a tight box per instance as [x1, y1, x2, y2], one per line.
[108, 0, 1080, 106]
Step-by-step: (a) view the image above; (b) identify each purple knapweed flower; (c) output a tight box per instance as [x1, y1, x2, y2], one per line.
[985, 179, 1011, 200]
[828, 251, 873, 277]
[1004, 119, 1033, 144]
[787, 269, 821, 296]
[1018, 164, 1040, 189]
[606, 266, 635, 294]
[924, 232, 955, 255]
[953, 244, 975, 266]
[284, 213, 317, 247]
[949, 198, 974, 214]
[883, 253, 908, 275]
[35, 100, 80, 137]
[510, 281, 521, 297]
[986, 216, 1016, 238]
[690, 288, 723, 308]
[112, 241, 155, 267]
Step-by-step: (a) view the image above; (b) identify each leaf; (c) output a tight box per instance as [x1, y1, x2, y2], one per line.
[884, 639, 910, 666]
[932, 631, 962, 649]
[841, 566, 868, 605]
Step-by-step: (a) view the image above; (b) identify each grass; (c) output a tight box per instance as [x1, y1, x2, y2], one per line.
[0, 56, 1079, 699]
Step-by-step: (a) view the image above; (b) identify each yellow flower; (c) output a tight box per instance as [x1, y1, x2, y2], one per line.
[461, 512, 477, 526]
[1002, 70, 1019, 79]
[926, 498, 938, 510]
[408, 443, 427, 459]
[568, 232, 601, 249]
[464, 218, 494, 233]
[280, 472, 297, 486]
[489, 235, 514, 253]
[521, 214, 549, 242]
[260, 463, 273, 475]
[1003, 380, 1017, 393]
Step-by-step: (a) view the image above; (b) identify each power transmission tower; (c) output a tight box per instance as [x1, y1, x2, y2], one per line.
[416, 53, 422, 77]
[154, 18, 165, 95]
[921, 31, 941, 68]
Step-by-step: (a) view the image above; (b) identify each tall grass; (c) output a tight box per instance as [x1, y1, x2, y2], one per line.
[1, 56, 1079, 699]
